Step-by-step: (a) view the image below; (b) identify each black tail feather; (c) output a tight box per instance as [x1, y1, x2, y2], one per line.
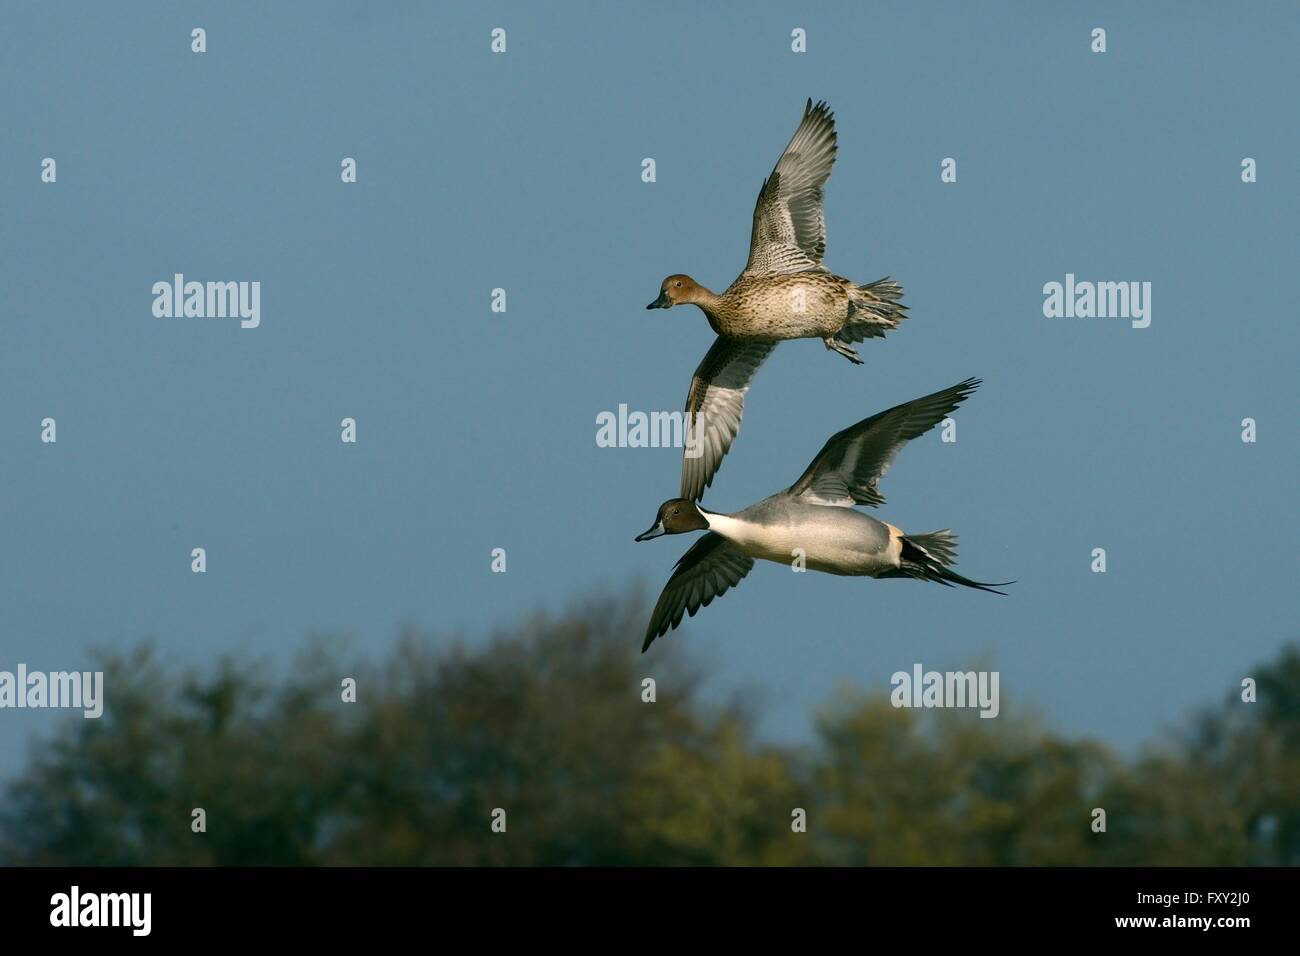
[885, 534, 1013, 595]
[933, 565, 1014, 595]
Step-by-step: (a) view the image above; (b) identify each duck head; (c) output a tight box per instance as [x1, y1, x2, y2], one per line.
[646, 274, 706, 310]
[635, 498, 710, 541]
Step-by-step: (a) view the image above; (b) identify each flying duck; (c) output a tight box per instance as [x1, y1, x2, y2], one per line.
[634, 379, 1009, 651]
[646, 100, 908, 502]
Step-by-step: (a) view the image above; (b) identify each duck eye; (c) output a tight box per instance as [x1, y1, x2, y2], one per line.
[673, 281, 681, 288]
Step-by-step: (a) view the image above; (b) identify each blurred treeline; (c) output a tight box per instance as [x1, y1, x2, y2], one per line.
[1, 591, 1295, 865]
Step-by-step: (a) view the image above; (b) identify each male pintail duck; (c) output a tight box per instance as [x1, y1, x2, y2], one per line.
[634, 378, 1010, 652]
[646, 100, 909, 502]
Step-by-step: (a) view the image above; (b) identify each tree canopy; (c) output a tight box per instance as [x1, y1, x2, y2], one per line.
[2, 592, 1293, 865]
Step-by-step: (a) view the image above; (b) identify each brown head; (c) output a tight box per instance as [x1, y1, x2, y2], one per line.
[634, 498, 710, 541]
[646, 274, 706, 310]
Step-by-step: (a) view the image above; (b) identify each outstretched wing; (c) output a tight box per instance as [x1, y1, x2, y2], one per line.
[743, 99, 838, 277]
[643, 533, 754, 652]
[787, 378, 981, 507]
[680, 337, 777, 501]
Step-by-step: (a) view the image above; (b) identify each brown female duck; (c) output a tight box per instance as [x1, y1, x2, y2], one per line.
[646, 100, 909, 501]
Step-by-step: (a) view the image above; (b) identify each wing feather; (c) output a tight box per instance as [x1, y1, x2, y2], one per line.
[643, 533, 755, 651]
[743, 99, 838, 277]
[680, 338, 777, 501]
[787, 378, 981, 507]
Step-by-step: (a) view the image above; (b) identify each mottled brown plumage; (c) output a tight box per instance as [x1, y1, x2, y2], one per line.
[662, 271, 903, 341]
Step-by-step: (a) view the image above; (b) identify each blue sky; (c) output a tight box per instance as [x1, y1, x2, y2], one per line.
[2, 1, 1297, 775]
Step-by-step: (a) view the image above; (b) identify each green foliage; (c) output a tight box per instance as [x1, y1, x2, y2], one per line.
[811, 695, 1112, 865]
[0, 593, 1294, 866]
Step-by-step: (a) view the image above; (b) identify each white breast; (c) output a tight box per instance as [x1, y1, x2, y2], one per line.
[703, 512, 795, 562]
[704, 510, 896, 575]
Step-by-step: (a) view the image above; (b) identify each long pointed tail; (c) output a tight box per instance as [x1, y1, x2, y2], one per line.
[881, 531, 1013, 595]
[838, 276, 909, 344]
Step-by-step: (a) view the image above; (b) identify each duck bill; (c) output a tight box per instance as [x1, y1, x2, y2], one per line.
[634, 520, 666, 542]
[645, 290, 671, 310]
